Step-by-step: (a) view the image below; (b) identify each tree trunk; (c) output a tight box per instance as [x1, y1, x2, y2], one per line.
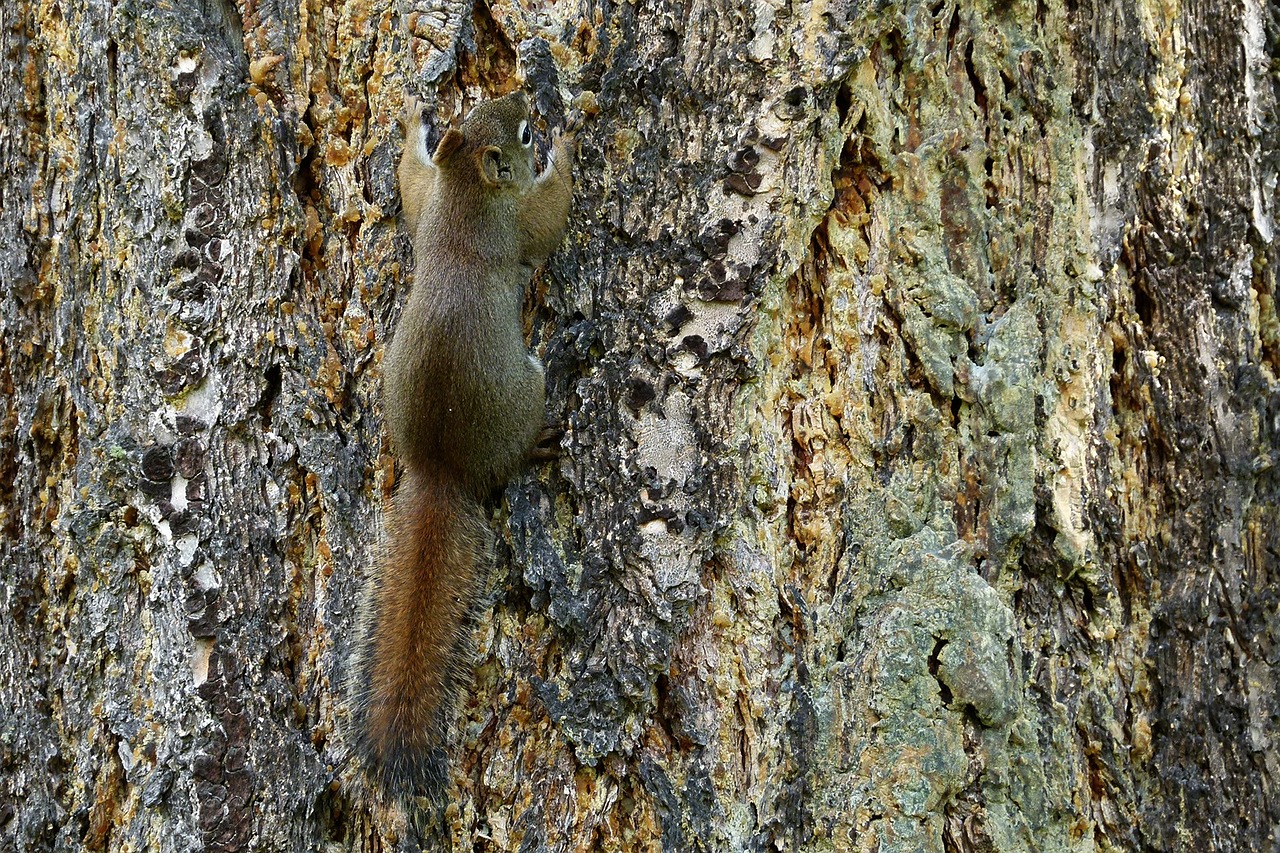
[2, 0, 1277, 849]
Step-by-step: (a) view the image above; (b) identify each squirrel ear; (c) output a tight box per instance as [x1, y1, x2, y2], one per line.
[477, 146, 503, 187]
[432, 128, 464, 165]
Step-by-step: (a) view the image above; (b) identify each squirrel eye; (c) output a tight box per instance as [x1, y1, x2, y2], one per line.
[519, 120, 532, 147]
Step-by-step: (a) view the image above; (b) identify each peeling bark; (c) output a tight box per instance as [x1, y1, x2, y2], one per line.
[1, 0, 1277, 850]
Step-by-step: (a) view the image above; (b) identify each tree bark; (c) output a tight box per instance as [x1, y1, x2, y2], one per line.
[1, 0, 1277, 850]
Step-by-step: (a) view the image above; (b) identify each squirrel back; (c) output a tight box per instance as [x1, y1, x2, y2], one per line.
[383, 92, 560, 492]
[350, 91, 574, 796]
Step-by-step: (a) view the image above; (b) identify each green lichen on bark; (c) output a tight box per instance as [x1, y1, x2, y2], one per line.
[732, 0, 1277, 847]
[732, 0, 1103, 846]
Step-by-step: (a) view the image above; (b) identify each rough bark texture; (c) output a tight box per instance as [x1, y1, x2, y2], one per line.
[1, 0, 1277, 850]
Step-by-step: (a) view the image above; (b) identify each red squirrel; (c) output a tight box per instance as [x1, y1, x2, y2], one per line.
[350, 91, 574, 794]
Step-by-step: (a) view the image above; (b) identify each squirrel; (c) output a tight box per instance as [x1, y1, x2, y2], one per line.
[349, 91, 574, 795]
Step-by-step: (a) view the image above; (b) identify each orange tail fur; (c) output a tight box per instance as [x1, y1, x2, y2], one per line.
[350, 467, 489, 795]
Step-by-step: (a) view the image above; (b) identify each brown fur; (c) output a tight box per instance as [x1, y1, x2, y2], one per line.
[349, 92, 574, 796]
[351, 468, 488, 790]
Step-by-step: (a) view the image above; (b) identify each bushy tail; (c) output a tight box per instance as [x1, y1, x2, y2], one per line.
[350, 467, 489, 796]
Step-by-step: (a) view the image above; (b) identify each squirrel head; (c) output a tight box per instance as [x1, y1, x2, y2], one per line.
[431, 92, 536, 192]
